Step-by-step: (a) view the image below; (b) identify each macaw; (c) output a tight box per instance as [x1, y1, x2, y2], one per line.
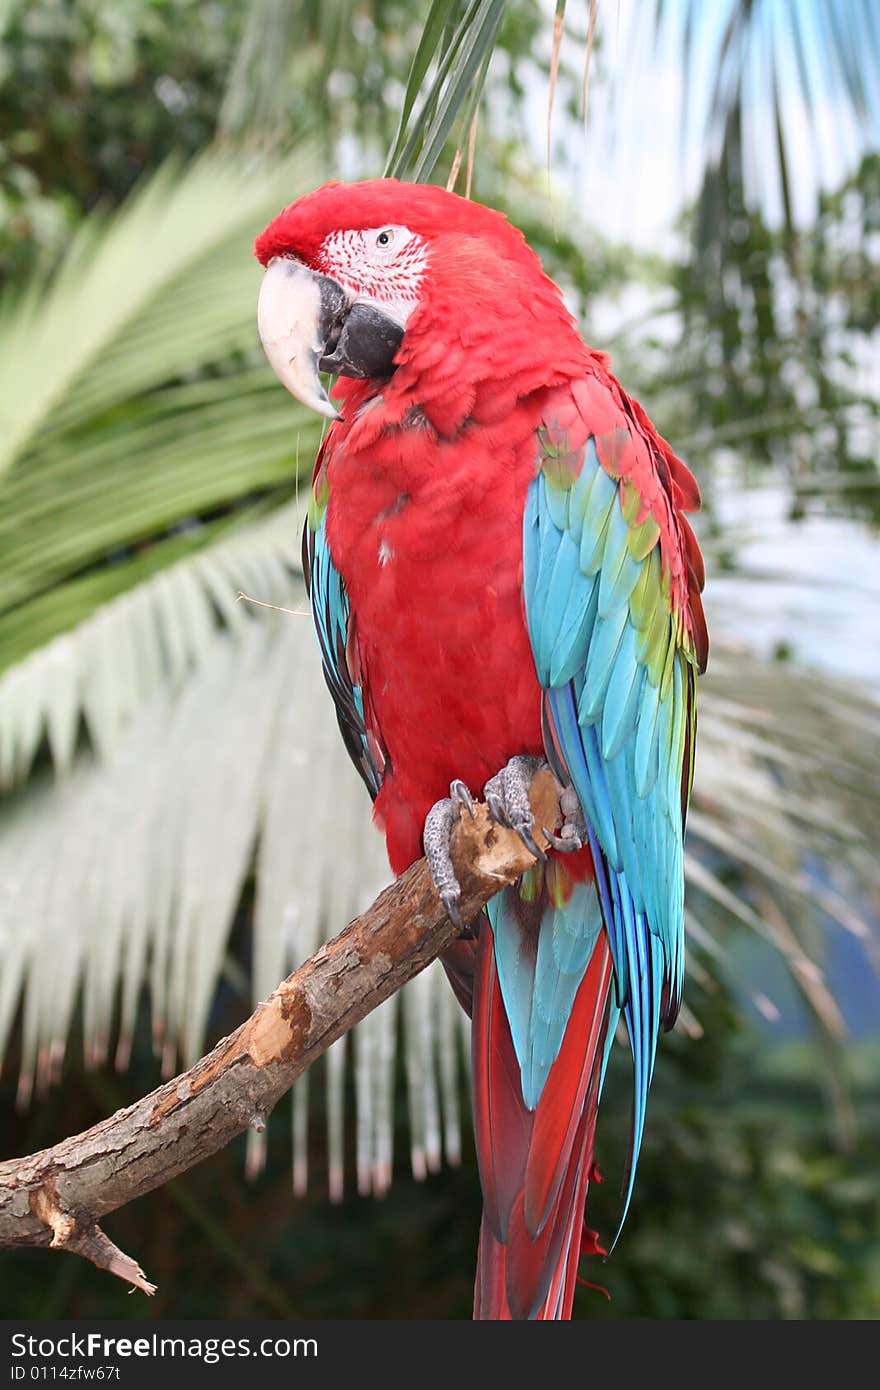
[255, 180, 708, 1320]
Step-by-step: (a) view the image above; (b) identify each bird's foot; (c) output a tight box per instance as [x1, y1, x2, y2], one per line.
[483, 755, 548, 861]
[542, 784, 587, 853]
[423, 786, 474, 930]
[425, 757, 585, 929]
[484, 755, 586, 855]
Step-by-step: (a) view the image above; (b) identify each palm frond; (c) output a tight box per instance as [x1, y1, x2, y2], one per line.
[688, 650, 880, 1050]
[0, 149, 314, 477]
[0, 148, 325, 668]
[0, 507, 300, 783]
[385, 0, 507, 181]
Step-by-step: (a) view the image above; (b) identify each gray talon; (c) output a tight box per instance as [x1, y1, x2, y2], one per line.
[484, 755, 546, 855]
[450, 779, 476, 819]
[514, 822, 546, 862]
[543, 825, 583, 853]
[486, 791, 509, 827]
[441, 890, 464, 931]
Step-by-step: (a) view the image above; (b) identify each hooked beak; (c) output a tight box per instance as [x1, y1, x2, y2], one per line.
[258, 257, 405, 420]
[257, 258, 348, 420]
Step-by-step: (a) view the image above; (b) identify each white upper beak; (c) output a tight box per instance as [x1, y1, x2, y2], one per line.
[257, 258, 340, 421]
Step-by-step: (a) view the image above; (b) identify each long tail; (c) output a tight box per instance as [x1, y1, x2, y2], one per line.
[469, 860, 616, 1320]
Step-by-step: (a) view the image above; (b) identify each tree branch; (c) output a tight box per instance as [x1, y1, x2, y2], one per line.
[0, 773, 561, 1293]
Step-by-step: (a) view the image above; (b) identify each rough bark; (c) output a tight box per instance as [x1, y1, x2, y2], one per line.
[0, 774, 561, 1293]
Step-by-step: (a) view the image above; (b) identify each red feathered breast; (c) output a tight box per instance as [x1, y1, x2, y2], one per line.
[323, 390, 548, 873]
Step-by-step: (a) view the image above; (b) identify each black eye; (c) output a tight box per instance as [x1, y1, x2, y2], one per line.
[376, 229, 393, 248]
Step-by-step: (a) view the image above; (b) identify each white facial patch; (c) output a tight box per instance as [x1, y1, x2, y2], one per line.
[318, 225, 427, 329]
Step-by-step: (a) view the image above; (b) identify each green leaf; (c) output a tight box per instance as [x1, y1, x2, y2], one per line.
[384, 0, 460, 175]
[388, 0, 506, 181]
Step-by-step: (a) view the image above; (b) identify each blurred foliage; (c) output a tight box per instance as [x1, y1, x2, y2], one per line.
[0, 0, 878, 1322]
[0, 150, 325, 670]
[648, 0, 880, 246]
[0, 0, 243, 279]
[0, 0, 571, 279]
[646, 152, 880, 522]
[623, 0, 880, 517]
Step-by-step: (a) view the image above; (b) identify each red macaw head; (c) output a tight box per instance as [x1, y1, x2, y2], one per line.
[254, 178, 552, 419]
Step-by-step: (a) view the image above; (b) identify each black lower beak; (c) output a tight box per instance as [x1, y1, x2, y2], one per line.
[319, 301, 405, 381]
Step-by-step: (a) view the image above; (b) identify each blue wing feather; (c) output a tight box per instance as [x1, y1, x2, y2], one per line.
[303, 512, 384, 800]
[524, 425, 698, 1244]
